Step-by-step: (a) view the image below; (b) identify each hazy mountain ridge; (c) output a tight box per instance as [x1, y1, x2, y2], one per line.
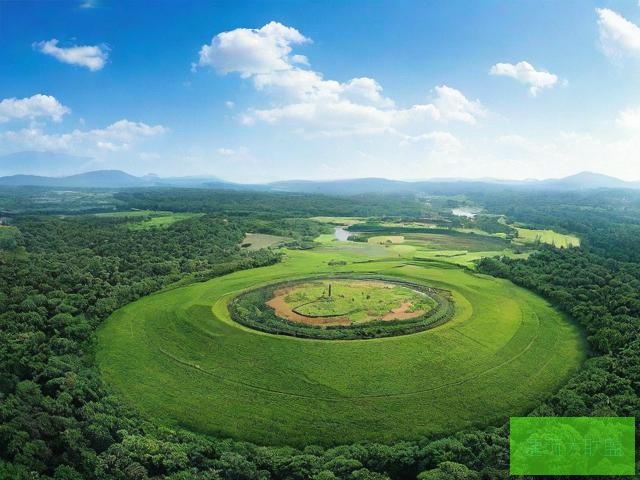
[269, 171, 640, 194]
[0, 168, 638, 192]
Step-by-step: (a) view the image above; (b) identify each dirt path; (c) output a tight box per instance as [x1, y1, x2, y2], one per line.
[381, 301, 425, 321]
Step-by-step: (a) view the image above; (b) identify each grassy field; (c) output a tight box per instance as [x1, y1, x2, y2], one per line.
[97, 237, 585, 446]
[241, 233, 289, 250]
[282, 279, 435, 321]
[413, 249, 532, 268]
[313, 230, 529, 269]
[401, 232, 510, 253]
[94, 210, 203, 229]
[367, 235, 405, 244]
[310, 216, 366, 226]
[513, 227, 580, 248]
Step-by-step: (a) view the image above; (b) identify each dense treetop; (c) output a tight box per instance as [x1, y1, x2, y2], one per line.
[0, 187, 638, 479]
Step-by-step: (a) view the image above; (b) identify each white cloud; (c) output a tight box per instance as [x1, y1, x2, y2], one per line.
[291, 54, 309, 66]
[596, 8, 640, 60]
[198, 22, 485, 137]
[241, 84, 482, 137]
[617, 106, 640, 129]
[0, 94, 70, 122]
[341, 77, 395, 108]
[34, 39, 109, 71]
[432, 85, 486, 123]
[489, 61, 558, 96]
[196, 21, 310, 76]
[0, 119, 166, 154]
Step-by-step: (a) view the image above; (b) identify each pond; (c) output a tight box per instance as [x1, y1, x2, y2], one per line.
[451, 207, 480, 218]
[334, 227, 351, 241]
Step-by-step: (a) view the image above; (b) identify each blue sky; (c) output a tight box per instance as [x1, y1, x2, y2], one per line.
[2, 0, 640, 182]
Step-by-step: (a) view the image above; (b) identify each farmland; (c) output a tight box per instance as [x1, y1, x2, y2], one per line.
[96, 236, 585, 446]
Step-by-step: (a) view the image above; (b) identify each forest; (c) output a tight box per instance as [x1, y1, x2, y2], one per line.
[0, 187, 638, 479]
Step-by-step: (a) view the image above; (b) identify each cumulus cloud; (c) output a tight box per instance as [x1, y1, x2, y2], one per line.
[34, 39, 109, 71]
[341, 77, 395, 108]
[0, 119, 166, 153]
[196, 21, 310, 76]
[489, 61, 558, 96]
[432, 85, 485, 123]
[596, 8, 640, 60]
[240, 85, 481, 137]
[0, 94, 70, 122]
[197, 22, 485, 137]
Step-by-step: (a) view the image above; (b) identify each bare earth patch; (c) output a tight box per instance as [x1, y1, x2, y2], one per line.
[266, 286, 351, 326]
[381, 301, 425, 321]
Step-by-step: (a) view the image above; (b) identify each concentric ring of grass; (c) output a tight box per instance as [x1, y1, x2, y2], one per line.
[229, 275, 453, 339]
[96, 249, 585, 446]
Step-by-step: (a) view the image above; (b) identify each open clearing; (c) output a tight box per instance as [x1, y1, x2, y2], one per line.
[513, 227, 580, 248]
[367, 235, 405, 244]
[94, 210, 203, 229]
[241, 233, 289, 250]
[97, 235, 585, 446]
[310, 216, 366, 226]
[267, 279, 435, 325]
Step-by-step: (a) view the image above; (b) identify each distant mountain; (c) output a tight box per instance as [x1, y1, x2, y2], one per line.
[0, 169, 638, 192]
[268, 172, 640, 195]
[0, 170, 241, 189]
[152, 175, 231, 187]
[0, 151, 94, 176]
[0, 170, 145, 188]
[535, 171, 640, 190]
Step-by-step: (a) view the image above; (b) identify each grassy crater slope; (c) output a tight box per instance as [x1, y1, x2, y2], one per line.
[96, 248, 585, 446]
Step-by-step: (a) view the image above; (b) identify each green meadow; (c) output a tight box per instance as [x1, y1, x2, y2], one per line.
[96, 237, 585, 446]
[513, 226, 581, 248]
[94, 210, 203, 229]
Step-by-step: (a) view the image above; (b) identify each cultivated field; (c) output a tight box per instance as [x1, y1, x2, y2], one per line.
[240, 233, 289, 250]
[97, 237, 585, 446]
